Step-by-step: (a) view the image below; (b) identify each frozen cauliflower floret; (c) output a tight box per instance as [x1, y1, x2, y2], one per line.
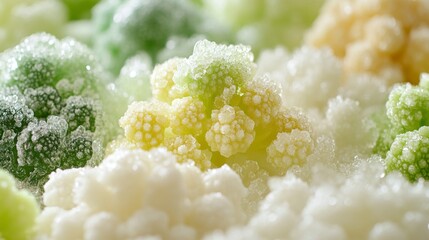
[266, 130, 315, 175]
[324, 96, 378, 155]
[239, 77, 282, 127]
[0, 169, 39, 240]
[0, 33, 110, 191]
[386, 126, 429, 182]
[171, 97, 206, 137]
[257, 46, 342, 110]
[38, 148, 247, 240]
[207, 159, 429, 240]
[119, 101, 170, 150]
[307, 0, 429, 84]
[164, 135, 212, 170]
[202, 0, 325, 52]
[151, 58, 187, 103]
[0, 0, 67, 52]
[120, 40, 312, 185]
[205, 105, 255, 158]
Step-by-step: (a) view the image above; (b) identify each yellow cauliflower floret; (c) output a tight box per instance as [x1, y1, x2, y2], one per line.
[307, 0, 429, 84]
[164, 135, 212, 170]
[240, 78, 282, 127]
[275, 107, 312, 133]
[150, 58, 188, 103]
[119, 101, 170, 150]
[205, 105, 255, 157]
[170, 96, 207, 137]
[266, 129, 315, 175]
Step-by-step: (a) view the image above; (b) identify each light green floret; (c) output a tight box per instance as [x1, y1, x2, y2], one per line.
[174, 40, 255, 107]
[386, 126, 429, 182]
[0, 169, 39, 240]
[374, 74, 429, 157]
[386, 83, 429, 133]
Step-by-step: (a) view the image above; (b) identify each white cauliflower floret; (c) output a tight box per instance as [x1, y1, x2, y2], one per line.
[207, 159, 429, 240]
[266, 130, 315, 175]
[37, 148, 247, 240]
[257, 47, 342, 110]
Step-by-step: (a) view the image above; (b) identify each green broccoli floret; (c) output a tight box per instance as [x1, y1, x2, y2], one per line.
[0, 33, 109, 191]
[0, 169, 39, 240]
[386, 126, 429, 182]
[92, 0, 230, 74]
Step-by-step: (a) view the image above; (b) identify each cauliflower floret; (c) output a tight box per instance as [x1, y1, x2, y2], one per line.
[205, 105, 255, 158]
[170, 97, 207, 137]
[266, 130, 315, 175]
[38, 148, 247, 239]
[257, 46, 342, 110]
[164, 135, 212, 170]
[307, 0, 429, 84]
[385, 126, 429, 182]
[207, 159, 429, 240]
[0, 169, 39, 240]
[151, 58, 188, 103]
[119, 101, 170, 150]
[118, 40, 314, 191]
[239, 78, 282, 127]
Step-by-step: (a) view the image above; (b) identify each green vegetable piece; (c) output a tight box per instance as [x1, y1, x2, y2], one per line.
[16, 116, 67, 184]
[174, 40, 255, 107]
[63, 127, 95, 169]
[0, 169, 39, 240]
[386, 83, 429, 133]
[2, 33, 100, 97]
[386, 126, 429, 182]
